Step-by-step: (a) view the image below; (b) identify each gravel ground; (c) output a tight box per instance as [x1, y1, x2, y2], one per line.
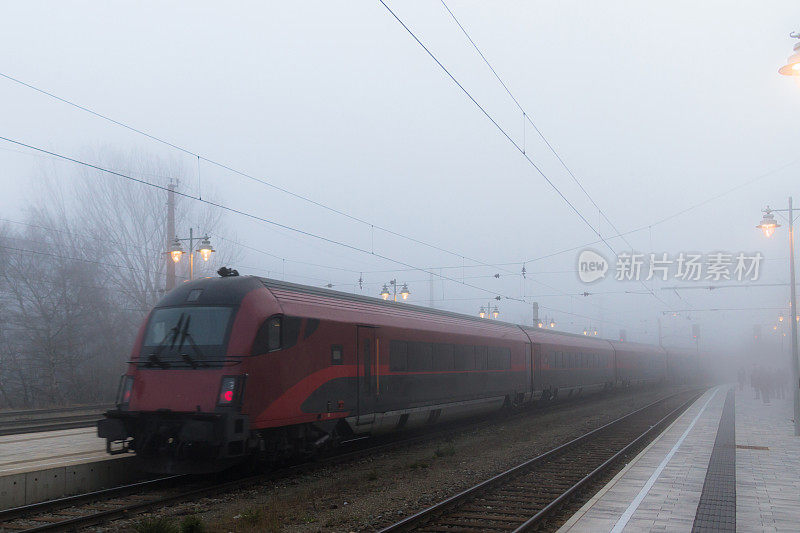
[107, 385, 687, 533]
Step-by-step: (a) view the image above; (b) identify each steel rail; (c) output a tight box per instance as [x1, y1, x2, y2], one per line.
[1, 388, 689, 532]
[380, 389, 703, 532]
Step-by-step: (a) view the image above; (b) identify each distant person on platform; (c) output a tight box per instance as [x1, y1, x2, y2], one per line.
[752, 366, 760, 400]
[775, 368, 786, 400]
[760, 367, 772, 405]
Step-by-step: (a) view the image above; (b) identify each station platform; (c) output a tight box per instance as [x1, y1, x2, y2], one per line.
[558, 385, 800, 532]
[0, 427, 140, 509]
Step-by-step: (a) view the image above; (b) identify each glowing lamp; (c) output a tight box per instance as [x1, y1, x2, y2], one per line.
[492, 308, 499, 319]
[537, 320, 543, 328]
[779, 41, 800, 76]
[757, 210, 780, 238]
[400, 283, 410, 300]
[479, 306, 486, 319]
[169, 238, 184, 263]
[583, 329, 588, 335]
[198, 236, 215, 262]
[779, 315, 785, 322]
[549, 320, 556, 328]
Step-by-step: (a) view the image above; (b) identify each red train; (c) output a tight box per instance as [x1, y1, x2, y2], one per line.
[98, 274, 700, 473]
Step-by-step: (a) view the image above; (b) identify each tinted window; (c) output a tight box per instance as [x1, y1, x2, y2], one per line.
[408, 342, 433, 371]
[144, 306, 232, 347]
[475, 346, 488, 370]
[268, 317, 281, 351]
[390, 340, 408, 371]
[488, 346, 510, 370]
[433, 344, 454, 371]
[454, 345, 475, 370]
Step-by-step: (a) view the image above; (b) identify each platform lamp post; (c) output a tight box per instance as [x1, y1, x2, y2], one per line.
[537, 316, 556, 329]
[169, 228, 215, 282]
[757, 204, 800, 436]
[479, 304, 500, 319]
[778, 31, 800, 76]
[380, 279, 410, 302]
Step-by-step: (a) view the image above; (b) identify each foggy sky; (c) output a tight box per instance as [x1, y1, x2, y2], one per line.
[2, 1, 800, 360]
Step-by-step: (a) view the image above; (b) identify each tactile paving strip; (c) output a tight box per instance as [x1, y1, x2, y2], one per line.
[692, 387, 736, 532]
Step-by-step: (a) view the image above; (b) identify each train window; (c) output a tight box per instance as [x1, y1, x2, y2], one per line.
[186, 289, 203, 302]
[488, 346, 510, 370]
[433, 344, 454, 371]
[268, 317, 281, 350]
[454, 345, 475, 370]
[331, 345, 343, 365]
[390, 340, 408, 371]
[554, 352, 560, 368]
[408, 342, 432, 371]
[475, 346, 488, 370]
[250, 316, 281, 355]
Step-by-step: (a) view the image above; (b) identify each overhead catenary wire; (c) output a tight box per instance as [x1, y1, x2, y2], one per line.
[0, 135, 525, 303]
[0, 71, 506, 278]
[431, 0, 672, 307]
[377, 0, 611, 255]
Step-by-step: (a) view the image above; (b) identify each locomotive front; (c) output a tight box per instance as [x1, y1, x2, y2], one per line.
[97, 275, 275, 473]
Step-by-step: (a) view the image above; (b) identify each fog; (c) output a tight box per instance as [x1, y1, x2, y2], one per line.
[2, 1, 800, 394]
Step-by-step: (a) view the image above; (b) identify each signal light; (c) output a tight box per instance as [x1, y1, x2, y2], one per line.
[217, 376, 243, 406]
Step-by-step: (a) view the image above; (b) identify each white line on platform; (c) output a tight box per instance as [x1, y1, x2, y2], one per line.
[610, 387, 719, 533]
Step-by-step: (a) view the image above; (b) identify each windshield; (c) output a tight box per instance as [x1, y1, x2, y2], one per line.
[140, 306, 234, 367]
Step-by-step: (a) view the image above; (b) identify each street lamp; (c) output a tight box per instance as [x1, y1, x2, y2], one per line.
[538, 316, 556, 329]
[380, 279, 410, 302]
[757, 208, 780, 238]
[479, 304, 500, 319]
[169, 228, 215, 281]
[779, 32, 800, 76]
[757, 200, 800, 436]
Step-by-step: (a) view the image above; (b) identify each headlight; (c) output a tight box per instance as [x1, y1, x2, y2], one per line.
[117, 375, 134, 406]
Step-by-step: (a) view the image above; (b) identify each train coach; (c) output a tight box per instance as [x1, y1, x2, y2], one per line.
[98, 274, 695, 473]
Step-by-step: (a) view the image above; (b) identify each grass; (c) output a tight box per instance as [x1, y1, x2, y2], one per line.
[180, 516, 206, 533]
[133, 517, 179, 533]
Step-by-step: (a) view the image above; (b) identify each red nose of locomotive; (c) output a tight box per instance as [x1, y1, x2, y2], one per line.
[97, 276, 274, 473]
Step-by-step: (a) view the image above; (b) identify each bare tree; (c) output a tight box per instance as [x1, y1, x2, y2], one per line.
[0, 149, 240, 407]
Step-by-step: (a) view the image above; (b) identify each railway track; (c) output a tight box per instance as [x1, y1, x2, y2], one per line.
[0, 388, 692, 532]
[0, 415, 507, 533]
[380, 388, 703, 533]
[0, 405, 111, 436]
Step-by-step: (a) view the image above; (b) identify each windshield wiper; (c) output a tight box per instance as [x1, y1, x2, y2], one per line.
[145, 313, 185, 368]
[177, 315, 206, 368]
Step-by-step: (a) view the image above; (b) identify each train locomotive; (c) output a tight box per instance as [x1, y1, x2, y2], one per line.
[98, 274, 699, 473]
